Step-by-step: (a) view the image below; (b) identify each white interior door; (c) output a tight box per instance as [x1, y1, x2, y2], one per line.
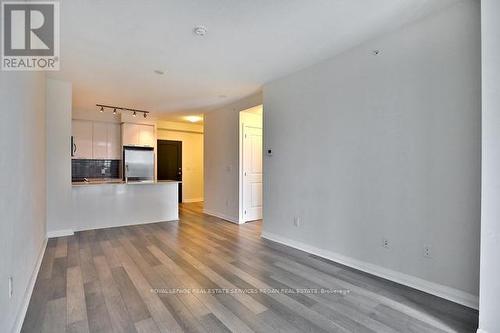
[242, 126, 263, 221]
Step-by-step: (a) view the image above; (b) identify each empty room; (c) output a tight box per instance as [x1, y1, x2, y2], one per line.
[1, 0, 499, 332]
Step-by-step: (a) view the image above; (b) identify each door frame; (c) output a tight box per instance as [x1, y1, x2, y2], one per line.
[157, 139, 182, 203]
[239, 106, 263, 223]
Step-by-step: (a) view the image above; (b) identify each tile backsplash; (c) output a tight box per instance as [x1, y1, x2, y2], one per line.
[72, 159, 120, 180]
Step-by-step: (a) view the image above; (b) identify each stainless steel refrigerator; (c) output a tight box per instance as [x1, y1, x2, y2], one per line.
[123, 146, 154, 183]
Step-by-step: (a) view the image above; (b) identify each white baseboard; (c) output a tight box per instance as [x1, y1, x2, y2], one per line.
[47, 229, 74, 238]
[203, 209, 241, 224]
[261, 231, 479, 310]
[12, 237, 48, 333]
[74, 217, 179, 233]
[48, 217, 180, 237]
[183, 198, 204, 203]
[477, 329, 487, 333]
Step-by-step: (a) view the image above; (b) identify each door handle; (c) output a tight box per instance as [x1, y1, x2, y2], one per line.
[71, 136, 77, 157]
[70, 136, 74, 157]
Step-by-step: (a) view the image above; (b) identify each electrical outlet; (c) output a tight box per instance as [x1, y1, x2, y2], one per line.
[382, 238, 390, 249]
[293, 216, 300, 227]
[424, 245, 432, 259]
[8, 276, 13, 299]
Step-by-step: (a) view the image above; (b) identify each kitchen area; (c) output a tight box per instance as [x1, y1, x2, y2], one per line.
[45, 79, 203, 237]
[68, 104, 180, 234]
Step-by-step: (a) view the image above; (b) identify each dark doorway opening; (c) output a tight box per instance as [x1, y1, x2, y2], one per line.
[157, 140, 182, 203]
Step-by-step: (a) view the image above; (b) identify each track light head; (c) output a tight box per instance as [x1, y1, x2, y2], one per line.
[143, 112, 147, 119]
[133, 111, 137, 117]
[113, 108, 117, 115]
[100, 106, 104, 112]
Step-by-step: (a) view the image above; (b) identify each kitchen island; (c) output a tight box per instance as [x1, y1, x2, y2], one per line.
[71, 180, 180, 232]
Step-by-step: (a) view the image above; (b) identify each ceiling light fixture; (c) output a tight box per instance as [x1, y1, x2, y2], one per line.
[96, 104, 150, 119]
[185, 115, 202, 123]
[193, 25, 207, 37]
[154, 70, 165, 75]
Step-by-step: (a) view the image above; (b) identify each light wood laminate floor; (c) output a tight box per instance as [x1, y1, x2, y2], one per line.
[22, 202, 478, 333]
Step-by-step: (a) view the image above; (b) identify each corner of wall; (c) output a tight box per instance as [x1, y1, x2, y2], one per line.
[203, 92, 263, 226]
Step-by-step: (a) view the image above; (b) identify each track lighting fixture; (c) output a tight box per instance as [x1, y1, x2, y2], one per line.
[95, 104, 150, 118]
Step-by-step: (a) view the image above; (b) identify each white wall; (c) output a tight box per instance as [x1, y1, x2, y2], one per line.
[0, 72, 47, 332]
[478, 0, 500, 332]
[204, 93, 262, 222]
[157, 121, 204, 203]
[46, 79, 73, 236]
[263, 0, 480, 308]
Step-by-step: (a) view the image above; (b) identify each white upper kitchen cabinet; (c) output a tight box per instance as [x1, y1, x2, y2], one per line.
[93, 122, 121, 160]
[73, 120, 122, 160]
[107, 123, 122, 159]
[122, 123, 140, 146]
[139, 125, 155, 147]
[72, 120, 93, 159]
[122, 123, 155, 147]
[92, 122, 108, 159]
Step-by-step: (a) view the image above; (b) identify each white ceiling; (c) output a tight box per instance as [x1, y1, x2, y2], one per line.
[48, 0, 459, 117]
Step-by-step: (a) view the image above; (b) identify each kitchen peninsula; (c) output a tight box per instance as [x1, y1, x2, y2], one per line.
[72, 180, 180, 231]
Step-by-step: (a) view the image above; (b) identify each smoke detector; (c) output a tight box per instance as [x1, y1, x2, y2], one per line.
[193, 25, 207, 37]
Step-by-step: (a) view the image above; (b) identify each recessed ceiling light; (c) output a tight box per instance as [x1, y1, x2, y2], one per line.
[185, 115, 203, 123]
[193, 25, 207, 37]
[154, 70, 165, 75]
